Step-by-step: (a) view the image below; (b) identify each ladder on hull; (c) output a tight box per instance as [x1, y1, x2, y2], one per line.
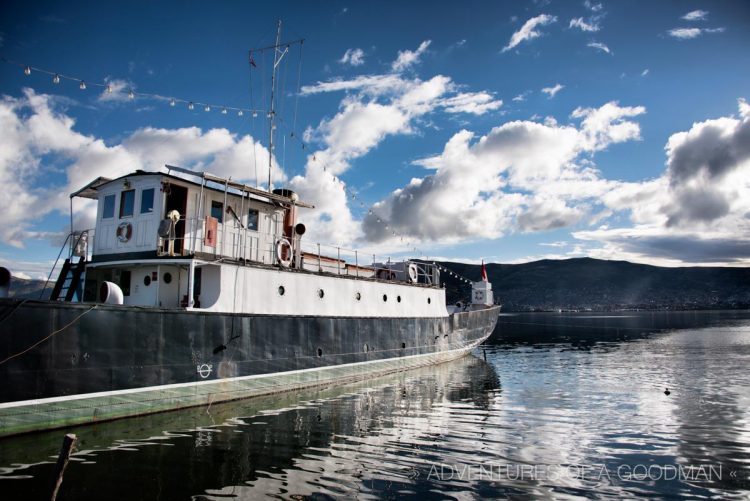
[50, 258, 86, 301]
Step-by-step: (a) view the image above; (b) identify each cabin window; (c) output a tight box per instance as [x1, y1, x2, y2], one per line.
[102, 195, 115, 219]
[140, 188, 155, 214]
[119, 190, 135, 218]
[211, 201, 224, 223]
[247, 209, 259, 231]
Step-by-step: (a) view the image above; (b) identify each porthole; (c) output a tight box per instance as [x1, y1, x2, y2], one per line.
[278, 285, 285, 296]
[397, 295, 402, 303]
[355, 292, 361, 301]
[427, 297, 431, 304]
[163, 272, 172, 284]
[363, 343, 369, 353]
[318, 288, 325, 299]
[401, 342, 406, 349]
[383, 294, 388, 302]
[317, 347, 323, 358]
[143, 275, 151, 286]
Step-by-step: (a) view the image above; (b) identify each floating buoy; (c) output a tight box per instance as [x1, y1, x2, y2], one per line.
[664, 388, 671, 396]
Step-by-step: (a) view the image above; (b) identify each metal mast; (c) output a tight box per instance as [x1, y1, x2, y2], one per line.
[267, 20, 283, 193]
[248, 21, 303, 193]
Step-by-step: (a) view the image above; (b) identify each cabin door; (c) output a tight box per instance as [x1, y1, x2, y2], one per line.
[165, 185, 188, 254]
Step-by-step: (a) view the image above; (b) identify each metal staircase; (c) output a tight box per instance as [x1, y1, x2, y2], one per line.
[40, 231, 90, 301]
[50, 258, 86, 301]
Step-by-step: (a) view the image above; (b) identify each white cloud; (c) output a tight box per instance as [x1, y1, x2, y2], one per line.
[587, 41, 611, 54]
[361, 101, 645, 244]
[339, 48, 365, 66]
[584, 1, 603, 12]
[502, 14, 557, 52]
[569, 17, 600, 32]
[668, 27, 702, 39]
[668, 27, 724, 39]
[513, 91, 530, 102]
[641, 69, 649, 77]
[392, 40, 431, 72]
[438, 91, 503, 115]
[541, 83, 564, 98]
[301, 74, 408, 96]
[0, 88, 283, 248]
[682, 10, 708, 21]
[571, 101, 646, 151]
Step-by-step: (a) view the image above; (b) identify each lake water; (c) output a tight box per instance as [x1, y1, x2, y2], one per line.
[1, 310, 750, 499]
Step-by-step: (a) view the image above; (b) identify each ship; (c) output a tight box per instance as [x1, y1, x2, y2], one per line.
[0, 165, 500, 437]
[0, 27, 500, 438]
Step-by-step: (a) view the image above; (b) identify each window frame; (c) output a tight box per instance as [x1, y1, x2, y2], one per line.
[210, 200, 224, 223]
[102, 194, 116, 219]
[247, 208, 260, 231]
[140, 188, 155, 214]
[119, 189, 136, 219]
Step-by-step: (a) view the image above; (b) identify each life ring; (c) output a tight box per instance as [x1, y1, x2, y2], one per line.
[275, 237, 292, 268]
[408, 263, 418, 283]
[116, 222, 133, 242]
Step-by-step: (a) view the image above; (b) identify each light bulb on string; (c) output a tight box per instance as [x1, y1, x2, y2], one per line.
[128, 89, 135, 99]
[169, 99, 176, 107]
[106, 85, 112, 93]
[237, 110, 243, 116]
[52, 74, 60, 84]
[188, 102, 194, 110]
[252, 111, 258, 118]
[24, 66, 31, 76]
[222, 108, 227, 115]
[79, 81, 86, 90]
[204, 105, 210, 112]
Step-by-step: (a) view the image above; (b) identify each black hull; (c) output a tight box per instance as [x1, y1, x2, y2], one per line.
[0, 299, 499, 436]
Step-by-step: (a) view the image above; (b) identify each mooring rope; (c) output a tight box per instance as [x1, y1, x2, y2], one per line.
[0, 304, 97, 366]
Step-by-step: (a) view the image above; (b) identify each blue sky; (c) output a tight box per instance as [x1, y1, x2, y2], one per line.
[1, 0, 749, 278]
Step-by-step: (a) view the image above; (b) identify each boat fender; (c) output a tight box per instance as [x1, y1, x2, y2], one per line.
[99, 281, 124, 305]
[408, 263, 418, 283]
[116, 222, 133, 243]
[276, 238, 292, 268]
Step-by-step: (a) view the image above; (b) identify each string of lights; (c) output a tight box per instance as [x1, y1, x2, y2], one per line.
[1, 56, 269, 117]
[2, 55, 479, 285]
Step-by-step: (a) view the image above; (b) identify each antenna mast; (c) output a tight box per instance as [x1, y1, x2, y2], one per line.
[269, 20, 289, 193]
[249, 21, 304, 193]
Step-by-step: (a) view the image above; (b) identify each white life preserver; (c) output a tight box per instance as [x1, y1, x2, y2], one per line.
[275, 237, 292, 268]
[408, 263, 418, 283]
[116, 222, 133, 242]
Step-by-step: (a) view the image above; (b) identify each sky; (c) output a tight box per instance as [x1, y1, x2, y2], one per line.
[1, 0, 749, 279]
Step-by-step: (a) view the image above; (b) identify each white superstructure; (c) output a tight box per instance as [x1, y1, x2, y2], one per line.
[68, 166, 446, 318]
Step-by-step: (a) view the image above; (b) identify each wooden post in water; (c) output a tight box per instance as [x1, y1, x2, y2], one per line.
[50, 433, 77, 501]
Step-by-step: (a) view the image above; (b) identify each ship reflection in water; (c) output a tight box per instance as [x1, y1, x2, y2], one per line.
[1, 310, 750, 500]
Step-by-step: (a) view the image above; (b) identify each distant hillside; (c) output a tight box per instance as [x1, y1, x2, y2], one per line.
[437, 257, 750, 311]
[7, 277, 51, 300]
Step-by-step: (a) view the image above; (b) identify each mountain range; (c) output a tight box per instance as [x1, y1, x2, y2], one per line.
[437, 257, 750, 311]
